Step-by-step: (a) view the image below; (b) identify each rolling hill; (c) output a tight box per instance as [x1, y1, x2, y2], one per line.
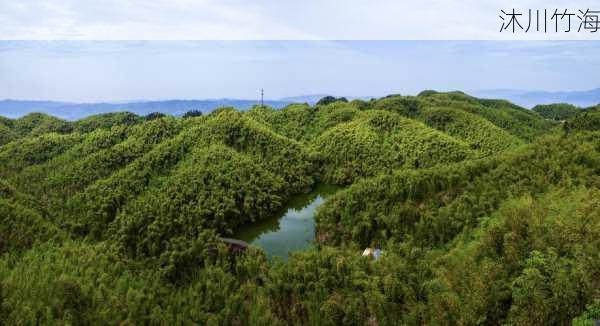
[1, 92, 599, 325]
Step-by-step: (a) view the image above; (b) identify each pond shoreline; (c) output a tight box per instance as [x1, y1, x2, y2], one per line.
[232, 183, 340, 260]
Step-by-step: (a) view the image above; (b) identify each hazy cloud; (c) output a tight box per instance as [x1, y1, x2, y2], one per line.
[1, 41, 599, 102]
[1, 0, 600, 39]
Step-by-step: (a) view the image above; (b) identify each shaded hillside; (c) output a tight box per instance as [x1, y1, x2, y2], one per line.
[565, 109, 600, 133]
[0, 123, 16, 146]
[533, 103, 581, 121]
[316, 132, 600, 247]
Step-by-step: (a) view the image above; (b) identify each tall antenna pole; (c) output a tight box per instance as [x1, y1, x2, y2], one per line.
[261, 88, 264, 107]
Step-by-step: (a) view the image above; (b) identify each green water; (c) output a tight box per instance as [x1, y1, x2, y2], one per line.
[234, 183, 340, 260]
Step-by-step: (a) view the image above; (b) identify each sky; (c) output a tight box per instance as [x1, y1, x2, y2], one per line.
[1, 0, 600, 40]
[1, 41, 599, 102]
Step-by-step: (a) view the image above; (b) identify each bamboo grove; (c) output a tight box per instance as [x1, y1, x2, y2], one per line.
[1, 91, 599, 325]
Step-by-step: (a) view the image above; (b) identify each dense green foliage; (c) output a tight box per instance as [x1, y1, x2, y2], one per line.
[418, 107, 522, 155]
[316, 132, 600, 247]
[316, 96, 348, 106]
[72, 112, 142, 133]
[0, 180, 63, 254]
[426, 187, 600, 325]
[12, 112, 73, 137]
[183, 109, 203, 118]
[1, 92, 598, 325]
[533, 103, 581, 121]
[0, 132, 84, 178]
[0, 123, 17, 146]
[313, 110, 473, 184]
[565, 109, 600, 133]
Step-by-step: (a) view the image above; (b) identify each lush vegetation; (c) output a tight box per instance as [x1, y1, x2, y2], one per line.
[565, 109, 600, 133]
[533, 103, 581, 121]
[316, 96, 349, 106]
[1, 92, 598, 325]
[312, 110, 473, 184]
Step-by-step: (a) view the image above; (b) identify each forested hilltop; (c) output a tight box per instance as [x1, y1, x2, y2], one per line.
[1, 91, 600, 325]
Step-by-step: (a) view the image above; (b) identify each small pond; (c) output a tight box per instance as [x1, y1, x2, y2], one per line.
[233, 183, 340, 260]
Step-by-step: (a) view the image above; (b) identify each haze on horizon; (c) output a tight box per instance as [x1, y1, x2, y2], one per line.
[1, 41, 599, 103]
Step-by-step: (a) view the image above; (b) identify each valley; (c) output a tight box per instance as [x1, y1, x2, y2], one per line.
[1, 91, 599, 325]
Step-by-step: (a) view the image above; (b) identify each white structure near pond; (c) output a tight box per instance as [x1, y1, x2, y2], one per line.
[362, 248, 382, 260]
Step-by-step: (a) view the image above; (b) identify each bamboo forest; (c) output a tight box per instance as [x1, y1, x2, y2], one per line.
[1, 91, 600, 325]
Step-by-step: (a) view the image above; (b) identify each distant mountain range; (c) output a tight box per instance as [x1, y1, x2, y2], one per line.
[471, 88, 600, 108]
[0, 99, 295, 120]
[2, 89, 600, 120]
[280, 94, 375, 103]
[279, 94, 332, 103]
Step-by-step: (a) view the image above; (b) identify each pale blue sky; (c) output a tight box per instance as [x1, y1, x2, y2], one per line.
[0, 41, 599, 102]
[2, 0, 599, 40]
